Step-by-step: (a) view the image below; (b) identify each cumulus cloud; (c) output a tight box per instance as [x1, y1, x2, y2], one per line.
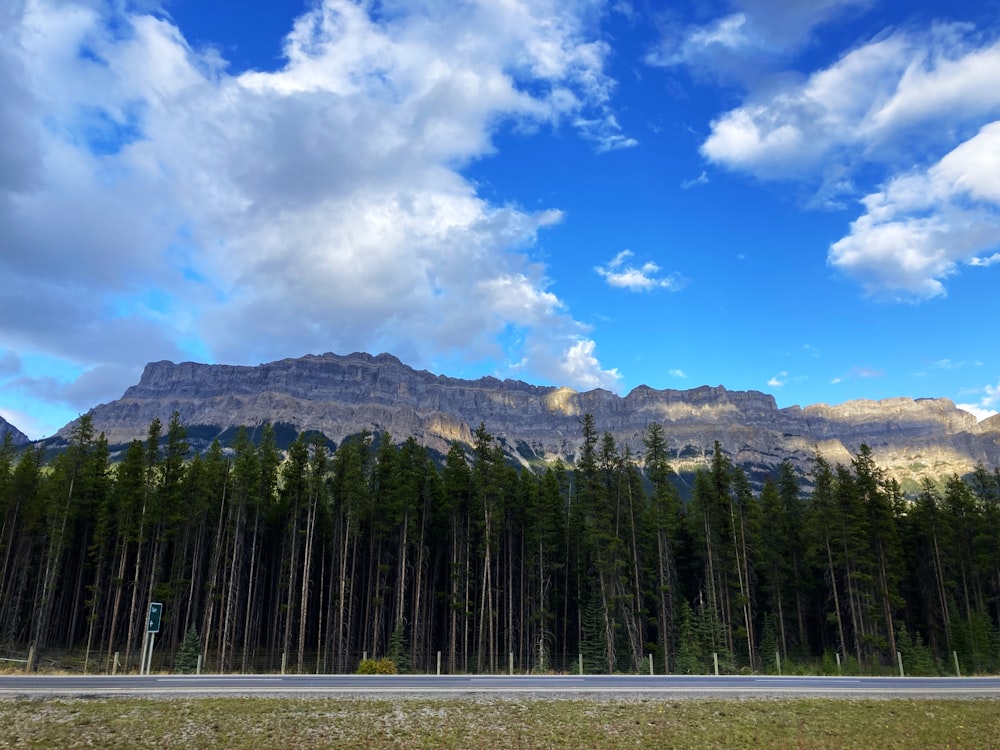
[829, 121, 1000, 299]
[595, 250, 685, 292]
[959, 405, 999, 422]
[767, 371, 788, 388]
[968, 252, 1000, 267]
[767, 370, 788, 388]
[695, 23, 1000, 298]
[958, 382, 1000, 422]
[0, 0, 631, 413]
[553, 338, 621, 391]
[701, 28, 1000, 180]
[668, 368, 686, 379]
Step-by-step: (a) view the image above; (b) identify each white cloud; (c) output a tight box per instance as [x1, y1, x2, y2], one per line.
[968, 252, 1000, 267]
[645, 13, 756, 74]
[767, 371, 788, 388]
[958, 382, 1000, 422]
[681, 171, 709, 190]
[595, 250, 685, 292]
[958, 405, 999, 422]
[646, 0, 873, 79]
[683, 13, 756, 57]
[693, 22, 1000, 299]
[829, 121, 1000, 299]
[554, 338, 621, 391]
[695, 13, 752, 48]
[701, 29, 1000, 180]
[668, 368, 686, 379]
[573, 112, 639, 152]
[0, 0, 631, 412]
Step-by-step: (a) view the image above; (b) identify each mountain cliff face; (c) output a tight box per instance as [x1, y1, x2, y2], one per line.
[0, 415, 29, 447]
[63, 351, 1000, 487]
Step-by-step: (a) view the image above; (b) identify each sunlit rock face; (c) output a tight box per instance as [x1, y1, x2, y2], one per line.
[60, 352, 999, 487]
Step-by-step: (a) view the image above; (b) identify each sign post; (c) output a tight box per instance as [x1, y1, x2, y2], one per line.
[142, 603, 162, 676]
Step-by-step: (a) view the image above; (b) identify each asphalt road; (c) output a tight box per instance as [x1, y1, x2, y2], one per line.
[2, 673, 1000, 698]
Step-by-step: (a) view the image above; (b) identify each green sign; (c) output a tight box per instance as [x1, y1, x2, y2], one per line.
[147, 602, 163, 634]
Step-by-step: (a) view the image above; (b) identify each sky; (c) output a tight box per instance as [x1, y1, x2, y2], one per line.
[2, 0, 1000, 440]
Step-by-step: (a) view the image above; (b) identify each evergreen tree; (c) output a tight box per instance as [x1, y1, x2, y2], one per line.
[642, 422, 683, 672]
[804, 453, 848, 663]
[0, 410, 998, 680]
[175, 627, 201, 674]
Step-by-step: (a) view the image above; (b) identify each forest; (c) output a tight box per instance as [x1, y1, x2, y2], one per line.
[1, 412, 999, 677]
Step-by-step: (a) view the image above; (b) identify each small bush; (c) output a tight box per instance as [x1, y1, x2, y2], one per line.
[174, 628, 201, 674]
[356, 658, 397, 675]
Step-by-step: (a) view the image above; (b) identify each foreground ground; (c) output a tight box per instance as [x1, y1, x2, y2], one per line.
[1, 696, 998, 748]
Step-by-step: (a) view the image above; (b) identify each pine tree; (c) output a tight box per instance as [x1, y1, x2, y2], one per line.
[441, 441, 472, 673]
[279, 433, 309, 670]
[804, 453, 848, 663]
[687, 443, 739, 662]
[471, 423, 505, 672]
[329, 431, 370, 673]
[643, 422, 683, 672]
[777, 460, 809, 653]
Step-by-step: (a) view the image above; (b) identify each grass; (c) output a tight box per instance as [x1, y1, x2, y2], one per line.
[1, 696, 999, 748]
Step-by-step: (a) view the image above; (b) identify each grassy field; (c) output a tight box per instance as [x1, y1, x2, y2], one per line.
[1, 696, 998, 749]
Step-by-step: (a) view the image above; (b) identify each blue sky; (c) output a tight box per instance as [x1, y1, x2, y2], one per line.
[2, 0, 1000, 439]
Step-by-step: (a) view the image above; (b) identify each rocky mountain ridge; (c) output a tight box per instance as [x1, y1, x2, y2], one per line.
[62, 351, 1000, 487]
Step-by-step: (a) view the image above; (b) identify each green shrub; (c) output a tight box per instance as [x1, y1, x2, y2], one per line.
[356, 658, 397, 675]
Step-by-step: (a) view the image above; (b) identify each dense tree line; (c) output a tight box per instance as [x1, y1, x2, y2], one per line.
[1, 413, 999, 675]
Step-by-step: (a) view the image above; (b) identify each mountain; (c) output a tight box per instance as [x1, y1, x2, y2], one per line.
[59, 351, 1000, 488]
[0, 415, 29, 447]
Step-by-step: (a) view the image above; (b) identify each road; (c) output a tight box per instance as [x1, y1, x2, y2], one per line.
[2, 673, 1000, 698]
